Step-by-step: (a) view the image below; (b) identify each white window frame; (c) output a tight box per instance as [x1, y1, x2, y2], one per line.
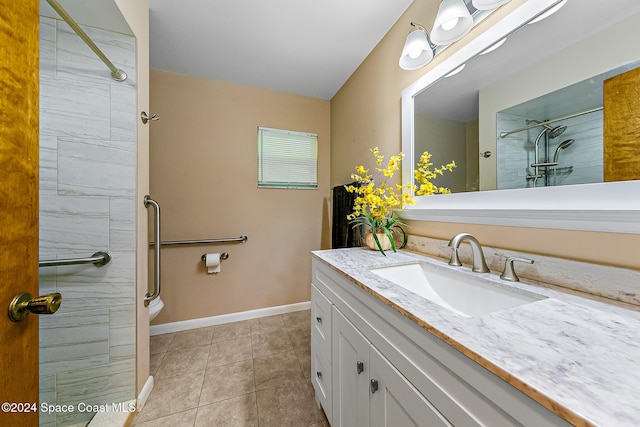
[257, 126, 318, 189]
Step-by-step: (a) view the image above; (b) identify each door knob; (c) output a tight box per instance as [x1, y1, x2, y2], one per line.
[9, 292, 62, 322]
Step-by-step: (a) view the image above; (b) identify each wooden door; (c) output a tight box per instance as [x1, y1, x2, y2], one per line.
[0, 1, 40, 426]
[603, 66, 640, 181]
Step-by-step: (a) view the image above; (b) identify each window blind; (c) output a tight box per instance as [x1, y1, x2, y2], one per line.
[258, 127, 318, 189]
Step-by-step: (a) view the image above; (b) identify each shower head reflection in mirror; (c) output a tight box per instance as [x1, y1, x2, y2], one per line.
[400, 0, 640, 233]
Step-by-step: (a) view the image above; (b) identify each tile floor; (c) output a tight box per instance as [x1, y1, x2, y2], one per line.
[133, 310, 329, 427]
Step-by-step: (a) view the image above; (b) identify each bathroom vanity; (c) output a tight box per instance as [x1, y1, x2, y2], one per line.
[310, 248, 640, 427]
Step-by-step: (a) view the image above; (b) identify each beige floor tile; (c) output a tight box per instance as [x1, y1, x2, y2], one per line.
[254, 350, 303, 391]
[251, 329, 293, 358]
[150, 333, 174, 355]
[250, 315, 285, 335]
[281, 310, 311, 330]
[143, 314, 319, 426]
[256, 378, 322, 427]
[212, 320, 251, 342]
[135, 371, 204, 423]
[321, 409, 331, 426]
[294, 345, 311, 378]
[149, 351, 165, 376]
[287, 325, 311, 349]
[200, 359, 255, 406]
[194, 393, 258, 427]
[207, 337, 253, 368]
[133, 408, 197, 426]
[155, 344, 210, 379]
[168, 327, 215, 351]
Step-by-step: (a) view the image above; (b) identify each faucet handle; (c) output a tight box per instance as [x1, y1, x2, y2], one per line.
[500, 257, 534, 282]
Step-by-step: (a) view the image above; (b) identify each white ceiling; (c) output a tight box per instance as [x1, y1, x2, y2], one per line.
[148, 0, 414, 100]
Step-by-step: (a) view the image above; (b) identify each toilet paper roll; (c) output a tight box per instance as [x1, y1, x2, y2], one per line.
[205, 253, 221, 274]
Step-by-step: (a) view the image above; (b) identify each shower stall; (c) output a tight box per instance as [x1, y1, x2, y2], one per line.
[527, 121, 568, 187]
[38, 2, 138, 425]
[496, 107, 604, 190]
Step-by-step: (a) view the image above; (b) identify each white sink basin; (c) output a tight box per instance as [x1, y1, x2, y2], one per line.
[369, 263, 545, 318]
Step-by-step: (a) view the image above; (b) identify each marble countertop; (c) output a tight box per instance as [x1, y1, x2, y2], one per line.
[312, 248, 640, 427]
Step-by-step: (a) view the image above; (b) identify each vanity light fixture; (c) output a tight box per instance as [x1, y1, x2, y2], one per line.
[528, 0, 567, 25]
[472, 0, 511, 11]
[399, 22, 436, 70]
[479, 37, 507, 55]
[431, 0, 474, 45]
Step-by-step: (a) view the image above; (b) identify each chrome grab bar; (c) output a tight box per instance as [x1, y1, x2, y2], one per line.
[144, 195, 161, 307]
[149, 235, 248, 246]
[39, 251, 111, 268]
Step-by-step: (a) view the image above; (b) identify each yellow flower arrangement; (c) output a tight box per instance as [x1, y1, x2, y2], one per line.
[345, 147, 456, 255]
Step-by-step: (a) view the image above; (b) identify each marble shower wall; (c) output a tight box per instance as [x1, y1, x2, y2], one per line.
[38, 16, 137, 427]
[496, 111, 603, 189]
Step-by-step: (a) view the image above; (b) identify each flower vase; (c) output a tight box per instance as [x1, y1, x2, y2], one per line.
[364, 230, 392, 252]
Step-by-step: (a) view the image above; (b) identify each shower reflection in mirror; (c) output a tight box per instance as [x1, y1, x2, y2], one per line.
[495, 59, 640, 190]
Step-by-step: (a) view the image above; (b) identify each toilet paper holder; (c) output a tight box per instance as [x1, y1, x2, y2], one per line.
[201, 252, 229, 262]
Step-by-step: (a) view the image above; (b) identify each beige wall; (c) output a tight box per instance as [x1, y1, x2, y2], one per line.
[330, 1, 639, 270]
[330, 1, 523, 188]
[149, 70, 331, 324]
[414, 114, 468, 192]
[113, 0, 150, 396]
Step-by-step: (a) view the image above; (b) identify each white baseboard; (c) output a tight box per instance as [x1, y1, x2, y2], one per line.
[137, 376, 154, 411]
[87, 399, 136, 426]
[149, 301, 311, 336]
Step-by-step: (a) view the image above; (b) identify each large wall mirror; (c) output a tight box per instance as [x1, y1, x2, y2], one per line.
[401, 0, 640, 233]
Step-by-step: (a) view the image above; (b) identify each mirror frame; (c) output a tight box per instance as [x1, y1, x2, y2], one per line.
[401, 0, 640, 234]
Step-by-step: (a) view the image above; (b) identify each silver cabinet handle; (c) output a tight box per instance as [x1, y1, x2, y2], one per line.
[370, 379, 379, 394]
[357, 361, 364, 374]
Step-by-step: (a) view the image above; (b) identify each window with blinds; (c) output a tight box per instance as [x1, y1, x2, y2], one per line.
[257, 127, 318, 189]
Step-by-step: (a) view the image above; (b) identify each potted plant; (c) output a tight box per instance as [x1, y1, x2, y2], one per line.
[345, 148, 455, 255]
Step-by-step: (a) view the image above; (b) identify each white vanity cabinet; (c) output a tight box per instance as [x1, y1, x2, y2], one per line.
[333, 307, 451, 427]
[311, 285, 333, 421]
[332, 307, 369, 426]
[311, 257, 572, 427]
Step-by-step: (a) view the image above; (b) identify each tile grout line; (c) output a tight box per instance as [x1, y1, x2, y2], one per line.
[143, 313, 314, 425]
[250, 325, 262, 426]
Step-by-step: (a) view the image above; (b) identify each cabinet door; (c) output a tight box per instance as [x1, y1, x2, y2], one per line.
[332, 308, 370, 427]
[370, 346, 452, 427]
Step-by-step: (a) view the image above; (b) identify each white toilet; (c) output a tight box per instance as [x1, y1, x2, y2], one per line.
[148, 297, 164, 322]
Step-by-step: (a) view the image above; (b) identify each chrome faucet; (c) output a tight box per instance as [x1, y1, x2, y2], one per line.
[447, 233, 489, 273]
